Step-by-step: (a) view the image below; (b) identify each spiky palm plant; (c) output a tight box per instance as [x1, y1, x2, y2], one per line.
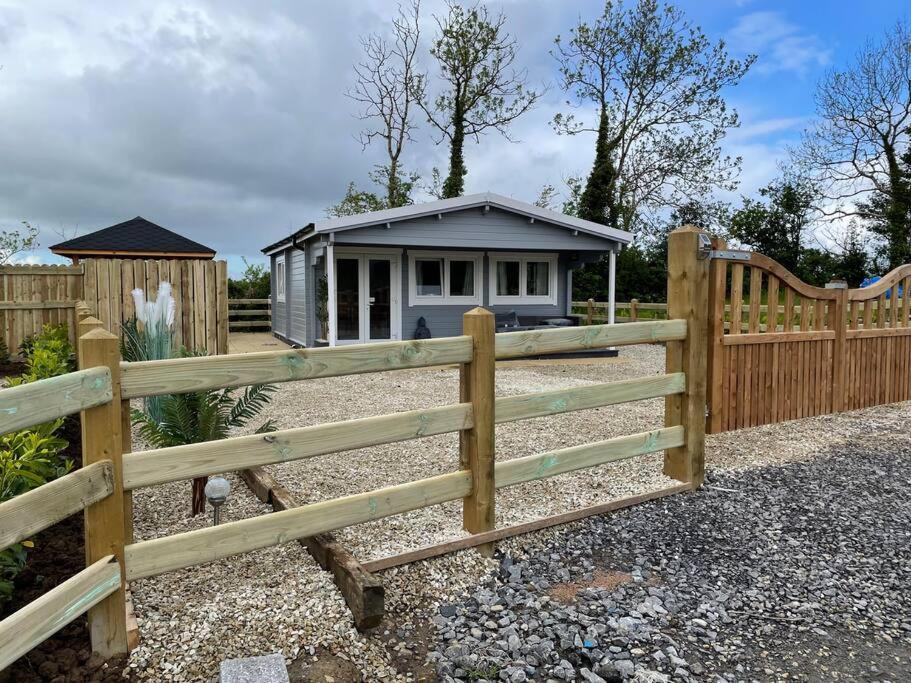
[132, 349, 277, 514]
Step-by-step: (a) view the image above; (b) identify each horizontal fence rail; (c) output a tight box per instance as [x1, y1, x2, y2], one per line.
[119, 336, 473, 398]
[0, 367, 113, 436]
[123, 403, 473, 490]
[0, 556, 121, 671]
[123, 372, 685, 490]
[0, 461, 114, 550]
[125, 470, 474, 580]
[496, 426, 684, 488]
[495, 320, 686, 359]
[228, 298, 271, 330]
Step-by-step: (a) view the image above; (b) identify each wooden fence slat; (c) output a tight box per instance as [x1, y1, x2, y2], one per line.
[729, 264, 744, 336]
[748, 267, 761, 334]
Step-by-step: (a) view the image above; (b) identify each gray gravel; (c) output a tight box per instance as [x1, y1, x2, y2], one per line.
[431, 443, 911, 681]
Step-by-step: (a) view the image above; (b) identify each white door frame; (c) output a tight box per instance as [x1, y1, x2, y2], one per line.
[329, 247, 402, 346]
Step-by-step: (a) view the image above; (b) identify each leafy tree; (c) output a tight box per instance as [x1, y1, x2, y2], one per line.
[856, 147, 911, 269]
[348, 1, 422, 208]
[792, 19, 911, 269]
[0, 221, 39, 264]
[553, 0, 753, 231]
[132, 348, 277, 515]
[416, 1, 540, 197]
[327, 181, 388, 218]
[228, 257, 271, 300]
[729, 179, 816, 272]
[828, 224, 870, 286]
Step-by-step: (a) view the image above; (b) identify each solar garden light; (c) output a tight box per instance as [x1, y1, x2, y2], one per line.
[204, 477, 231, 526]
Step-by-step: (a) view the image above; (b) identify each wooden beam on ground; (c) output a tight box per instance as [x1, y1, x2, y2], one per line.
[362, 484, 691, 573]
[238, 467, 384, 631]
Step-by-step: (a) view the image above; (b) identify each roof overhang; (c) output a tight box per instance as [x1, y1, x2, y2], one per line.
[261, 193, 633, 254]
[50, 248, 216, 259]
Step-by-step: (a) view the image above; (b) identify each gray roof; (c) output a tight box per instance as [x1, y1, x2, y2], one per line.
[262, 192, 632, 253]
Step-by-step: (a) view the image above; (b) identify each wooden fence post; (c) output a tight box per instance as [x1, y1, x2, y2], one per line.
[629, 299, 639, 322]
[587, 298, 595, 326]
[664, 227, 710, 487]
[78, 327, 128, 657]
[705, 238, 727, 434]
[827, 280, 848, 412]
[461, 307, 496, 556]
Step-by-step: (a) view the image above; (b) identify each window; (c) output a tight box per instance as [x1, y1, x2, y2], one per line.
[489, 253, 558, 305]
[408, 251, 483, 306]
[275, 256, 286, 302]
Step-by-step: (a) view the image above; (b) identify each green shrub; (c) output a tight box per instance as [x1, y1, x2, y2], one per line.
[0, 419, 70, 603]
[0, 338, 9, 364]
[9, 324, 73, 385]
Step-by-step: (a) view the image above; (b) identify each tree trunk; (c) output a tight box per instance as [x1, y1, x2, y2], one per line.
[443, 100, 467, 198]
[192, 476, 208, 516]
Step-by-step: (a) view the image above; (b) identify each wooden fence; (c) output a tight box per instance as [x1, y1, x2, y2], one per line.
[83, 259, 228, 355]
[0, 265, 84, 354]
[0, 260, 228, 357]
[228, 298, 271, 331]
[0, 228, 708, 666]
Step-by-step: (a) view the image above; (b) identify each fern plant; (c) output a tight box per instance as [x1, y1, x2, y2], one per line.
[131, 349, 276, 514]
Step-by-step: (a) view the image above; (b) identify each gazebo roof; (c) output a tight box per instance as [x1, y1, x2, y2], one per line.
[50, 217, 215, 259]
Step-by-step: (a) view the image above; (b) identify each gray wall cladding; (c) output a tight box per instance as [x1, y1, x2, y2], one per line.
[333, 206, 609, 251]
[288, 246, 308, 345]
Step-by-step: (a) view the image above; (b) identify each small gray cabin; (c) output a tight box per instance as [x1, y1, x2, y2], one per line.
[261, 193, 631, 347]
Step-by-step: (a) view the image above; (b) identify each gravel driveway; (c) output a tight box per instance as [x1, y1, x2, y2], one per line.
[124, 345, 911, 681]
[432, 444, 911, 682]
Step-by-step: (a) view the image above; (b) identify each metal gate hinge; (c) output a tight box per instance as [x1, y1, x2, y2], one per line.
[709, 249, 751, 261]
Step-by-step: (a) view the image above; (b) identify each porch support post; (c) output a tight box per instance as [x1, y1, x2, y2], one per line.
[565, 266, 573, 316]
[608, 247, 617, 325]
[327, 243, 337, 347]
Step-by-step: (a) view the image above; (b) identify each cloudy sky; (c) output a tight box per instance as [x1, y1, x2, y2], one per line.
[0, 0, 906, 276]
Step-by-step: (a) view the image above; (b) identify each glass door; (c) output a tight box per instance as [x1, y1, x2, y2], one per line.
[368, 258, 392, 341]
[335, 257, 361, 342]
[333, 252, 399, 344]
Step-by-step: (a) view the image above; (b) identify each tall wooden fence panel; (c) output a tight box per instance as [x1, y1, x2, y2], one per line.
[0, 264, 85, 353]
[707, 246, 911, 433]
[83, 259, 228, 355]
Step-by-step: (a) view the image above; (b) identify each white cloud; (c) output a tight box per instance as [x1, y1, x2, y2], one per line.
[728, 11, 831, 76]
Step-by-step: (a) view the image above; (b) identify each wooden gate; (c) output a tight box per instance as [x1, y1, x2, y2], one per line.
[707, 244, 911, 433]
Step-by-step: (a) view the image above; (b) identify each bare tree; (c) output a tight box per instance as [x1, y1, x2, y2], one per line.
[792, 20, 911, 268]
[416, 1, 541, 198]
[552, 0, 753, 231]
[347, 0, 421, 208]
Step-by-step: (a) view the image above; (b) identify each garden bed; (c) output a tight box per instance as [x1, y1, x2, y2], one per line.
[124, 345, 911, 680]
[0, 416, 129, 682]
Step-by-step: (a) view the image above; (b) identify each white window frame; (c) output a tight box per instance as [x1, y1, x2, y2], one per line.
[488, 252, 559, 306]
[408, 251, 483, 306]
[275, 255, 286, 302]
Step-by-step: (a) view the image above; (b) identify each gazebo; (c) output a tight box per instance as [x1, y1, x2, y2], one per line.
[50, 216, 215, 264]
